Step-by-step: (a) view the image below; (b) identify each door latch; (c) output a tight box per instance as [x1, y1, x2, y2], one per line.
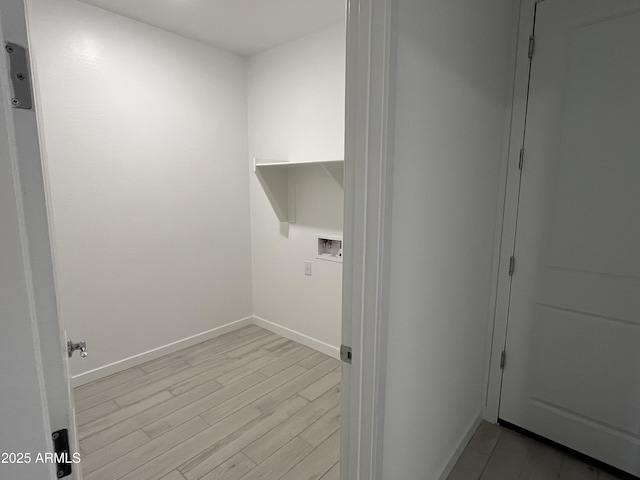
[67, 340, 88, 358]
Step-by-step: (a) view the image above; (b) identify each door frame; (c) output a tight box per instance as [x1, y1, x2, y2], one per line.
[483, 0, 542, 422]
[341, 0, 394, 478]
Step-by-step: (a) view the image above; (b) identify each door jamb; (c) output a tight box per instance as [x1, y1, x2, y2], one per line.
[341, 0, 394, 478]
[483, 0, 542, 422]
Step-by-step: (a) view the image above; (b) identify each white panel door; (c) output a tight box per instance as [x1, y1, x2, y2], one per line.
[499, 0, 640, 476]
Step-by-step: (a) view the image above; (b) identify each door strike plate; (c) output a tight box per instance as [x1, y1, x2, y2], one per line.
[52, 429, 72, 478]
[340, 344, 352, 364]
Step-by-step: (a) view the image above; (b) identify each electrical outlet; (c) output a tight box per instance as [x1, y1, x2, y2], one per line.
[304, 261, 312, 276]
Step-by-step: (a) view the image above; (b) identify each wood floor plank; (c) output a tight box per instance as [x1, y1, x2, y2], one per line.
[121, 401, 273, 480]
[147, 390, 264, 446]
[159, 471, 187, 480]
[298, 368, 340, 401]
[75, 367, 146, 403]
[203, 452, 256, 480]
[81, 429, 150, 475]
[280, 430, 340, 480]
[234, 325, 265, 337]
[181, 395, 309, 480]
[186, 333, 277, 369]
[140, 355, 192, 374]
[243, 386, 340, 464]
[267, 340, 299, 356]
[215, 345, 304, 386]
[224, 334, 281, 359]
[299, 404, 340, 447]
[168, 349, 268, 396]
[114, 395, 307, 480]
[178, 329, 272, 363]
[246, 359, 338, 416]
[198, 365, 307, 427]
[320, 462, 340, 480]
[85, 417, 208, 480]
[324, 357, 341, 369]
[298, 352, 331, 369]
[237, 437, 315, 480]
[257, 346, 315, 377]
[79, 390, 174, 440]
[76, 361, 189, 412]
[75, 400, 120, 427]
[142, 372, 267, 438]
[114, 356, 229, 407]
[80, 376, 229, 453]
[262, 337, 293, 351]
[182, 330, 273, 366]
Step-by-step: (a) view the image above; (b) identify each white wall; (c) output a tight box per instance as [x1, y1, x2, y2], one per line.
[27, 0, 253, 379]
[247, 24, 346, 355]
[382, 0, 516, 478]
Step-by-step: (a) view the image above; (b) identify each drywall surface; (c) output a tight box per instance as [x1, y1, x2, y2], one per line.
[248, 24, 346, 353]
[27, 0, 253, 377]
[382, 0, 516, 478]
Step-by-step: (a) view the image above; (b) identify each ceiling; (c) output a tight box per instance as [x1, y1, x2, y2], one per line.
[79, 0, 346, 57]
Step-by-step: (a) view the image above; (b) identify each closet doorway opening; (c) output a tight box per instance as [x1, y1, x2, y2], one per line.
[26, 0, 347, 478]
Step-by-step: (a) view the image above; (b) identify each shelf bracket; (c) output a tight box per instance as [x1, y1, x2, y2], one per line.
[254, 160, 296, 223]
[253, 158, 343, 223]
[321, 162, 343, 187]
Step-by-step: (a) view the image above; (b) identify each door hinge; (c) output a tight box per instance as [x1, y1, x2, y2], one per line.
[340, 344, 352, 364]
[518, 148, 524, 170]
[4, 42, 33, 110]
[509, 256, 515, 276]
[52, 429, 73, 478]
[500, 350, 506, 369]
[528, 36, 535, 59]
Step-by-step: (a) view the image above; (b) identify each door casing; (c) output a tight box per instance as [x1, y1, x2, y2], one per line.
[342, 0, 394, 478]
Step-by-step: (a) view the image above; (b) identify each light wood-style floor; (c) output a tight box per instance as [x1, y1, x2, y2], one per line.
[74, 325, 341, 480]
[448, 421, 626, 480]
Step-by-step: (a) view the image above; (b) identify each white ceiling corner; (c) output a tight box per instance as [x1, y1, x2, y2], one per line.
[78, 0, 346, 57]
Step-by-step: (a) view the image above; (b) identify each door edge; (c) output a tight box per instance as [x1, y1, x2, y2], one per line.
[483, 0, 541, 423]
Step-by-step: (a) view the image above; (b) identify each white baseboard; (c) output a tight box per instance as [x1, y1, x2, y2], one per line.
[437, 412, 483, 480]
[251, 316, 340, 360]
[71, 316, 253, 387]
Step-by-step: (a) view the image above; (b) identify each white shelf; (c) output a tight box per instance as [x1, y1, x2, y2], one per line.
[253, 158, 344, 223]
[255, 158, 342, 167]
